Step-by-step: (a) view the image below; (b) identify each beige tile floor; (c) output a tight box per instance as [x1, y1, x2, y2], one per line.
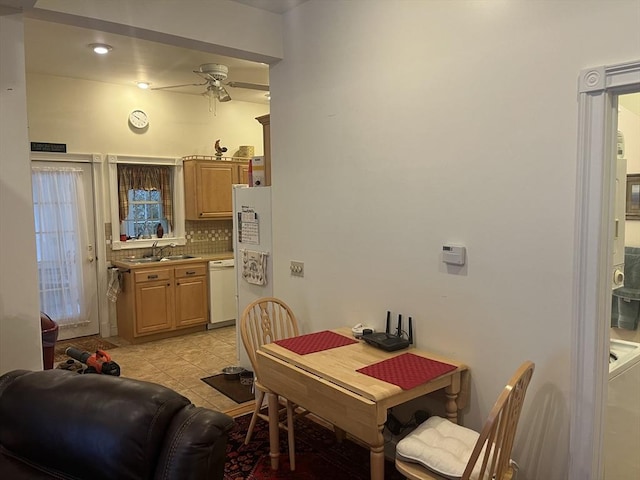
[105, 325, 245, 412]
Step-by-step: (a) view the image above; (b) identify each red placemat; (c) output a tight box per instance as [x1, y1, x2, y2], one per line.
[274, 330, 357, 355]
[356, 353, 458, 390]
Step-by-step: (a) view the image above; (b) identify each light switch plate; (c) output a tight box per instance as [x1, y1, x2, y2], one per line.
[290, 261, 304, 277]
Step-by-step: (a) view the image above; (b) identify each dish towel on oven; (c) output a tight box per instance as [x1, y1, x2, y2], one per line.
[242, 249, 267, 285]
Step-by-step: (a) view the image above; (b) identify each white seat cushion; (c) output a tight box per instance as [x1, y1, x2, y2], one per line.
[395, 416, 479, 480]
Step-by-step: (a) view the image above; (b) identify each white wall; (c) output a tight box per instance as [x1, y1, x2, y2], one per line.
[32, 0, 284, 63]
[26, 73, 267, 160]
[269, 1, 640, 479]
[0, 12, 43, 373]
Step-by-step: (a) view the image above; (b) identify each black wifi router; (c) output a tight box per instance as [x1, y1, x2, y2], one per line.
[362, 312, 413, 352]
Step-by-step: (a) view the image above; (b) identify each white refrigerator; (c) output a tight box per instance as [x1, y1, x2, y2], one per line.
[232, 185, 273, 369]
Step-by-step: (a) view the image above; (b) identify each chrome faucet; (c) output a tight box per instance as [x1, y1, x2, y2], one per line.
[146, 241, 176, 259]
[147, 240, 159, 258]
[157, 243, 177, 258]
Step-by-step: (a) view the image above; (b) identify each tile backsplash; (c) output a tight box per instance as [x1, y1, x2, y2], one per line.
[106, 219, 233, 262]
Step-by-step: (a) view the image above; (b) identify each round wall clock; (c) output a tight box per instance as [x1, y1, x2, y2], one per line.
[128, 109, 149, 129]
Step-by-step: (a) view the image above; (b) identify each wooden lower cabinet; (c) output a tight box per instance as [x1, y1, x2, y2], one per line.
[175, 264, 209, 327]
[117, 262, 208, 343]
[135, 278, 174, 334]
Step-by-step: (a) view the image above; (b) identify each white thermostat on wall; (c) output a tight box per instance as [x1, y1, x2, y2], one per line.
[442, 245, 466, 266]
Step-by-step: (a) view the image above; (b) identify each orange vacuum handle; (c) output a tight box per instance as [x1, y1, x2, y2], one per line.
[94, 349, 112, 362]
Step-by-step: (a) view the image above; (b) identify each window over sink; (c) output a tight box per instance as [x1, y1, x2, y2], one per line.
[123, 188, 167, 239]
[108, 155, 186, 250]
[118, 164, 171, 239]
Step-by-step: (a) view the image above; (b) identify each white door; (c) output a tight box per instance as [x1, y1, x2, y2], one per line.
[32, 161, 99, 340]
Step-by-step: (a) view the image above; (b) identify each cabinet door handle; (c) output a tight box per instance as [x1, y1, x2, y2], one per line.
[148, 274, 158, 280]
[185, 271, 196, 275]
[167, 283, 171, 286]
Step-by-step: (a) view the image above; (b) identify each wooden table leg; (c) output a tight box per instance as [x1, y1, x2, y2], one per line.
[267, 392, 280, 470]
[369, 423, 385, 480]
[286, 399, 295, 471]
[445, 373, 462, 424]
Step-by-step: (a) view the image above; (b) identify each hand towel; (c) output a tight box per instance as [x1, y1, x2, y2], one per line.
[241, 249, 267, 286]
[107, 268, 121, 302]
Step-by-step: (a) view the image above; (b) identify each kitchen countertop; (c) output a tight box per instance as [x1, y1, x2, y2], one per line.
[199, 252, 234, 261]
[111, 252, 234, 270]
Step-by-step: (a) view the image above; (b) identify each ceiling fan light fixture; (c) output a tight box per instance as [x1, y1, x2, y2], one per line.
[217, 86, 231, 102]
[89, 43, 113, 55]
[203, 84, 231, 114]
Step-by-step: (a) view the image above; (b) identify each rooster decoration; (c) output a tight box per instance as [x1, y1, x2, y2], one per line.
[214, 139, 228, 158]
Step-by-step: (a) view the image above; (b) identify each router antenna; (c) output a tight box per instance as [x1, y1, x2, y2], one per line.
[397, 314, 402, 337]
[408, 317, 413, 344]
[386, 311, 391, 334]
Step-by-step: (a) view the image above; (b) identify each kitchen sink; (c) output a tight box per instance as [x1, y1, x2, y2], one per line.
[127, 257, 161, 263]
[162, 255, 199, 260]
[123, 255, 199, 264]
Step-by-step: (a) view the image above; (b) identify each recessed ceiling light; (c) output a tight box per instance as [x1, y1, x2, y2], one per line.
[137, 82, 150, 89]
[89, 43, 113, 55]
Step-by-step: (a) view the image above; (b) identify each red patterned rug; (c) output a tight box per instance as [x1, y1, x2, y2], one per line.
[54, 336, 119, 363]
[225, 412, 404, 479]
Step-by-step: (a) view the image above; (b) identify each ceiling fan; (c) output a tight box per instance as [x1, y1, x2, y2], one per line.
[151, 63, 269, 112]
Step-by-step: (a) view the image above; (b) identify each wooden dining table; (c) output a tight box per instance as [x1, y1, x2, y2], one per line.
[256, 327, 469, 480]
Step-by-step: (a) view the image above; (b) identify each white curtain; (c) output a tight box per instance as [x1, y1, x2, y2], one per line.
[32, 166, 89, 328]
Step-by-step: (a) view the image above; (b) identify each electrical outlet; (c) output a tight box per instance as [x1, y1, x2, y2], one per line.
[290, 261, 304, 277]
[192, 232, 207, 242]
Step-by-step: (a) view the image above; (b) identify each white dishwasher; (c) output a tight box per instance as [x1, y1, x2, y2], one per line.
[208, 259, 236, 328]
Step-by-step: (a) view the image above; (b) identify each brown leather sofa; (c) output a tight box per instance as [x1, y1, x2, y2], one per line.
[0, 369, 235, 480]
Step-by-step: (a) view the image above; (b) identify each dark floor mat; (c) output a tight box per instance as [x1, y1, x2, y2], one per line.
[202, 374, 254, 403]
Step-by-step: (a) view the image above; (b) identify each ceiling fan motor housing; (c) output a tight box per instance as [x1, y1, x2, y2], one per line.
[198, 63, 228, 82]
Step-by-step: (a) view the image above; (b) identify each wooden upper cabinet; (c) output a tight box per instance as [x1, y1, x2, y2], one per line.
[197, 162, 235, 218]
[238, 163, 250, 185]
[255, 114, 272, 186]
[256, 113, 271, 169]
[184, 159, 247, 220]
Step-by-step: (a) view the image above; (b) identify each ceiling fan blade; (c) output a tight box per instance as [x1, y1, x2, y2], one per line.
[225, 81, 270, 92]
[151, 81, 208, 91]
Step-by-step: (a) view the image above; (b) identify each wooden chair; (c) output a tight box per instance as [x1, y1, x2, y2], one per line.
[396, 361, 535, 480]
[239, 297, 300, 470]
